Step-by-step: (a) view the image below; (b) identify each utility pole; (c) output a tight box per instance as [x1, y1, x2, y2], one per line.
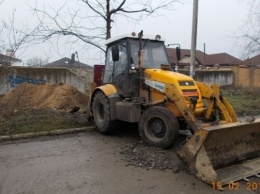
[190, 0, 199, 78]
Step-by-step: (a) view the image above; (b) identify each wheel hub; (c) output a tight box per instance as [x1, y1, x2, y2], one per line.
[150, 118, 166, 138]
[97, 102, 104, 121]
[151, 122, 163, 134]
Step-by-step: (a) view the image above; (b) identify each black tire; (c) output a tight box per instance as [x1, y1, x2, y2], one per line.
[138, 106, 179, 149]
[92, 91, 116, 134]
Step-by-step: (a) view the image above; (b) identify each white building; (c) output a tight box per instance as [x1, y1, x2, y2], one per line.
[0, 50, 22, 66]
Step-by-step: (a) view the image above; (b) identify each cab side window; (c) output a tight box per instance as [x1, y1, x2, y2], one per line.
[113, 42, 127, 78]
[103, 47, 113, 83]
[103, 41, 127, 83]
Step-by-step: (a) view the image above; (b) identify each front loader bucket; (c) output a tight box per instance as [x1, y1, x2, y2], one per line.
[177, 118, 260, 187]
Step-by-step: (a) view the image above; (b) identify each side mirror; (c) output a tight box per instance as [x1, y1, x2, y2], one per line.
[176, 46, 181, 61]
[111, 45, 119, 61]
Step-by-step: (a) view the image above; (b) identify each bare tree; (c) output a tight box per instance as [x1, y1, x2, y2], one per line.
[33, 0, 182, 55]
[0, 8, 41, 58]
[241, 0, 260, 57]
[0, 0, 6, 53]
[26, 56, 49, 67]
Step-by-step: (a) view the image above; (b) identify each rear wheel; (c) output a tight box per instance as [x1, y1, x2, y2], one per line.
[139, 106, 179, 149]
[92, 91, 116, 134]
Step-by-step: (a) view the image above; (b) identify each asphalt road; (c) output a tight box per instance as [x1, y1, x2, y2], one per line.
[0, 129, 259, 194]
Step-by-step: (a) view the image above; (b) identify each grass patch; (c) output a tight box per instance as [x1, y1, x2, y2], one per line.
[0, 89, 259, 136]
[222, 90, 260, 116]
[0, 109, 90, 136]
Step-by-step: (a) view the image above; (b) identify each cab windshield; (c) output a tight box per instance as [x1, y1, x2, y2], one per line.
[129, 39, 169, 69]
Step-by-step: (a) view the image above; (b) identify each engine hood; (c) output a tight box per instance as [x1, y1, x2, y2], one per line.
[144, 69, 195, 84]
[144, 68, 201, 100]
[143, 68, 204, 115]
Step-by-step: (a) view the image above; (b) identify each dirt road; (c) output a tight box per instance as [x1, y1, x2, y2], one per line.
[0, 129, 259, 194]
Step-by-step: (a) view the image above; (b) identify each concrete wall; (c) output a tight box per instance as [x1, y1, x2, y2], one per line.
[0, 67, 93, 95]
[179, 68, 233, 86]
[179, 66, 260, 91]
[1, 66, 259, 96]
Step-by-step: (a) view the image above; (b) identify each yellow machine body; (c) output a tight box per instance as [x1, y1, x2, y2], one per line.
[93, 68, 260, 187]
[141, 69, 204, 117]
[91, 33, 260, 189]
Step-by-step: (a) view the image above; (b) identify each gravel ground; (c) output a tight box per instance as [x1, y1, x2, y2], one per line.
[121, 141, 185, 172]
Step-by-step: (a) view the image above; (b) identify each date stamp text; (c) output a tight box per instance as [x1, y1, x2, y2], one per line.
[212, 181, 260, 191]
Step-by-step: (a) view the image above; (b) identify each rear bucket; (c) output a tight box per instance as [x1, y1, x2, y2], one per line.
[177, 118, 260, 187]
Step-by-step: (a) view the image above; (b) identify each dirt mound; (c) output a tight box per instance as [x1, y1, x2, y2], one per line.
[0, 83, 89, 115]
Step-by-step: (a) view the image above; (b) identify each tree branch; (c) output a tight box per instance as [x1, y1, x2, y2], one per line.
[110, 0, 126, 15]
[81, 0, 106, 21]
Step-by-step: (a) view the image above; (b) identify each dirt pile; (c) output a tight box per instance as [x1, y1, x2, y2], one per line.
[0, 83, 89, 115]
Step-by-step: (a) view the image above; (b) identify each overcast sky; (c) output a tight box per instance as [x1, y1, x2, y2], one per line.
[0, 0, 250, 66]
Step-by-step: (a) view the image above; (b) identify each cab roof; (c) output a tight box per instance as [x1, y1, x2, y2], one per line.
[105, 33, 165, 45]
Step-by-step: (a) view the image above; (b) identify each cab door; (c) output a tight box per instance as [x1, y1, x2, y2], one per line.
[103, 41, 132, 97]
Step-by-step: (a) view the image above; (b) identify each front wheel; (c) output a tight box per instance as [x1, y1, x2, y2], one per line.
[92, 91, 116, 134]
[138, 106, 179, 149]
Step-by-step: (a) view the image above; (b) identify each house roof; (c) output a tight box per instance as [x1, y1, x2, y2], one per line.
[206, 53, 242, 65]
[167, 48, 205, 64]
[166, 48, 242, 65]
[0, 53, 22, 63]
[244, 54, 260, 66]
[45, 57, 93, 69]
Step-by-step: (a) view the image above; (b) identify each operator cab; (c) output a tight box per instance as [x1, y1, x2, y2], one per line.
[103, 33, 170, 97]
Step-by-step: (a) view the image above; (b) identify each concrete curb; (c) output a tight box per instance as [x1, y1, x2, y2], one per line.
[0, 126, 95, 142]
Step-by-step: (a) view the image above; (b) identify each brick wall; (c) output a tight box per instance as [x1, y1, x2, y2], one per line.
[233, 66, 260, 90]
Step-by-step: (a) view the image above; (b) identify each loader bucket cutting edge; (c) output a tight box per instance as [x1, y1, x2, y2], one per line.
[177, 118, 260, 186]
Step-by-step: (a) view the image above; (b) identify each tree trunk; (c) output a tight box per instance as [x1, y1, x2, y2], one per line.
[106, 0, 111, 39]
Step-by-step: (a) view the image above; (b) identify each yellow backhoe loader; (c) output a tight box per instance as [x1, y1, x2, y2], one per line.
[90, 31, 260, 188]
